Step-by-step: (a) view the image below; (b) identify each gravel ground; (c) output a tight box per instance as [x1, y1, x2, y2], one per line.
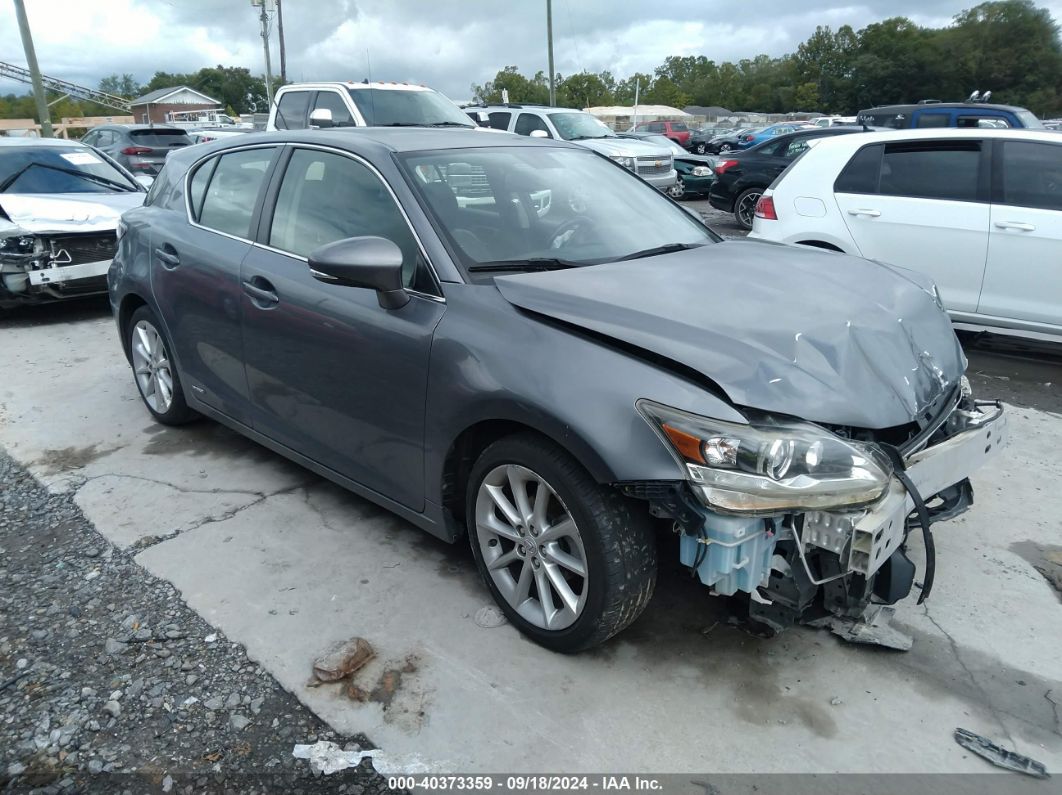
[0, 452, 389, 794]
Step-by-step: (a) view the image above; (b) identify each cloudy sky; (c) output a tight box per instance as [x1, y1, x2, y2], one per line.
[2, 0, 1061, 102]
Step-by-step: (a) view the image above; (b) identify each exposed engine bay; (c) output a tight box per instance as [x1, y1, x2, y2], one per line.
[0, 230, 117, 306]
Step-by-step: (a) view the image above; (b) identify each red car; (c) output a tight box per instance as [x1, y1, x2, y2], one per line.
[632, 120, 691, 147]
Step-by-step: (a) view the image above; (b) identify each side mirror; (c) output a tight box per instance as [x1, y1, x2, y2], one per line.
[309, 108, 334, 129]
[473, 111, 490, 127]
[529, 129, 549, 139]
[308, 236, 409, 309]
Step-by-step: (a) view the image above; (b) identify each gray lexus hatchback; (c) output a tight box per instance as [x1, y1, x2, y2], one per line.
[109, 128, 1005, 652]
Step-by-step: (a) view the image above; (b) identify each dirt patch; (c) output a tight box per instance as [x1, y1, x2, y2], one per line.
[1011, 541, 1062, 601]
[33, 443, 118, 475]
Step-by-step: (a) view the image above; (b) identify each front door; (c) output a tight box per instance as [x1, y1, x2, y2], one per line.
[979, 139, 1062, 332]
[835, 139, 990, 313]
[240, 146, 446, 510]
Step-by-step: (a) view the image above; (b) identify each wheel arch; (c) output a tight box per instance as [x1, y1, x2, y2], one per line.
[117, 292, 149, 361]
[796, 240, 844, 252]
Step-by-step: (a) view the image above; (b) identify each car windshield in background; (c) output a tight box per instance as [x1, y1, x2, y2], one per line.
[345, 88, 474, 127]
[1016, 109, 1045, 129]
[0, 146, 138, 194]
[127, 129, 193, 146]
[401, 147, 715, 270]
[548, 112, 615, 141]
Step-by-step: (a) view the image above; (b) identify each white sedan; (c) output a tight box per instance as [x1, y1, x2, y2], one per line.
[749, 128, 1062, 340]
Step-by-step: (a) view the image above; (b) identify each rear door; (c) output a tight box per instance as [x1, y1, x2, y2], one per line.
[834, 139, 990, 312]
[150, 145, 280, 421]
[978, 139, 1062, 331]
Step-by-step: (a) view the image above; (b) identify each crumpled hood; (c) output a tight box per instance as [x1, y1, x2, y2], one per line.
[574, 137, 673, 159]
[494, 240, 965, 429]
[0, 192, 145, 235]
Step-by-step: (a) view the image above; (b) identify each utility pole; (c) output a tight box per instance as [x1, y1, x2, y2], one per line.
[276, 0, 287, 85]
[13, 0, 53, 137]
[546, 0, 555, 106]
[252, 0, 274, 107]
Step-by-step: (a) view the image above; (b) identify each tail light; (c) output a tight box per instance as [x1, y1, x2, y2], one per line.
[754, 195, 777, 221]
[121, 146, 152, 155]
[713, 159, 739, 175]
[742, 135, 754, 142]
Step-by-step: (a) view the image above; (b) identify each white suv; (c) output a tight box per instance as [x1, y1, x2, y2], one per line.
[750, 128, 1062, 340]
[266, 82, 477, 131]
[471, 105, 677, 190]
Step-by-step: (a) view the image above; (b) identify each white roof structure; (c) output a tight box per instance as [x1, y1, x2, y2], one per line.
[585, 105, 690, 117]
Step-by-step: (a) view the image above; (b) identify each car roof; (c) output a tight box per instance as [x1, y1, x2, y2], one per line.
[280, 81, 436, 93]
[860, 102, 1030, 114]
[93, 124, 187, 132]
[813, 127, 1060, 145]
[0, 137, 92, 148]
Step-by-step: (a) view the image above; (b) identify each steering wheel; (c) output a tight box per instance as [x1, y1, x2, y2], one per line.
[549, 215, 595, 249]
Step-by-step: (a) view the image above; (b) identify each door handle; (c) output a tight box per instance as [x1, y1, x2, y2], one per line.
[154, 247, 180, 268]
[242, 278, 279, 306]
[994, 221, 1035, 232]
[847, 209, 881, 217]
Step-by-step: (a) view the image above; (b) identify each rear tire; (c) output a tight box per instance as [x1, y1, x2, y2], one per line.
[127, 305, 197, 426]
[466, 433, 657, 653]
[734, 187, 763, 230]
[695, 143, 707, 154]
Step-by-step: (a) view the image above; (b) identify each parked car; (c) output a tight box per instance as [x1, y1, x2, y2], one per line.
[703, 127, 759, 154]
[687, 126, 731, 154]
[618, 132, 714, 199]
[474, 104, 676, 190]
[708, 126, 876, 228]
[0, 138, 145, 308]
[630, 120, 691, 147]
[856, 101, 1043, 130]
[809, 116, 857, 127]
[267, 81, 478, 131]
[81, 124, 192, 176]
[187, 128, 254, 145]
[738, 122, 815, 149]
[110, 128, 1004, 652]
[749, 128, 1062, 340]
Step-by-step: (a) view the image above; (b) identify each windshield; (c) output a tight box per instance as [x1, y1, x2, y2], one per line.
[0, 146, 138, 194]
[547, 112, 614, 141]
[346, 88, 474, 127]
[1016, 110, 1044, 129]
[401, 147, 717, 272]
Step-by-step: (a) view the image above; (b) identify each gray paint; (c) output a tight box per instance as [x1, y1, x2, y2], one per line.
[110, 128, 966, 544]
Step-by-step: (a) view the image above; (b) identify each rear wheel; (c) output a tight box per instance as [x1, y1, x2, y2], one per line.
[719, 142, 732, 152]
[466, 434, 657, 653]
[127, 305, 197, 425]
[695, 142, 707, 154]
[734, 187, 763, 230]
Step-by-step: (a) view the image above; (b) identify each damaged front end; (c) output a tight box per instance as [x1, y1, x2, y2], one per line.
[628, 378, 1006, 643]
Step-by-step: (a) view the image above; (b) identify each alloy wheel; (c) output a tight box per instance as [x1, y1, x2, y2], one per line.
[131, 320, 174, 414]
[720, 143, 732, 152]
[737, 190, 763, 228]
[695, 143, 706, 154]
[474, 464, 588, 631]
[668, 178, 686, 199]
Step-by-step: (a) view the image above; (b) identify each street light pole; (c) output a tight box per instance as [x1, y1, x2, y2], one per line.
[252, 0, 274, 107]
[546, 0, 555, 106]
[276, 0, 287, 85]
[13, 0, 53, 137]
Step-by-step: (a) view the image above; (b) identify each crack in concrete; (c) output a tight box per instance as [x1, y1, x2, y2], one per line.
[1046, 689, 1062, 735]
[67, 471, 277, 499]
[922, 604, 1017, 747]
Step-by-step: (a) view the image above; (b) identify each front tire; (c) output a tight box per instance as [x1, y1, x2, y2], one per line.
[667, 177, 686, 200]
[734, 187, 763, 230]
[466, 434, 657, 653]
[127, 305, 197, 425]
[695, 142, 707, 154]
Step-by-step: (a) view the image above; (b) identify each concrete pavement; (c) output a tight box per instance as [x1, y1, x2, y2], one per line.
[1, 298, 1060, 774]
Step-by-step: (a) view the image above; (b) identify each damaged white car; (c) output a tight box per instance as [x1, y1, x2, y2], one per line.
[0, 138, 146, 309]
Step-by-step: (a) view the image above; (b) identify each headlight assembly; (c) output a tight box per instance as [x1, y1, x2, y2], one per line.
[691, 166, 712, 176]
[638, 400, 892, 513]
[610, 155, 636, 170]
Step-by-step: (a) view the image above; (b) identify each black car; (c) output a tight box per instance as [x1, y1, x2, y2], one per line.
[687, 126, 729, 154]
[81, 124, 193, 177]
[708, 127, 875, 228]
[702, 127, 759, 154]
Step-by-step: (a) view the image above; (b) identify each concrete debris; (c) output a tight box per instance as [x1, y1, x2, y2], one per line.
[312, 637, 375, 683]
[473, 605, 508, 628]
[954, 728, 1050, 779]
[806, 605, 913, 651]
[292, 740, 434, 776]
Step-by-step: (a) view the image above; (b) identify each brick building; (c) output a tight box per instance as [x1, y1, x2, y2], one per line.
[129, 86, 222, 125]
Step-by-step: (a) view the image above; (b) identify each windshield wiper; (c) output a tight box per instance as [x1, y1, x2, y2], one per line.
[467, 257, 581, 273]
[427, 121, 475, 128]
[614, 243, 707, 262]
[564, 134, 608, 141]
[0, 161, 135, 193]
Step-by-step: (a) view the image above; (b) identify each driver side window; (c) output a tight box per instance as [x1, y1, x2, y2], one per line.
[269, 149, 429, 291]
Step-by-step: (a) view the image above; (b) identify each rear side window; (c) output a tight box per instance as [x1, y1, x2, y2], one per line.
[958, 115, 1010, 129]
[514, 113, 550, 137]
[488, 111, 511, 130]
[196, 148, 275, 238]
[275, 90, 311, 129]
[672, 122, 688, 132]
[1000, 141, 1062, 211]
[916, 113, 951, 128]
[879, 142, 981, 202]
[834, 144, 883, 193]
[312, 91, 354, 126]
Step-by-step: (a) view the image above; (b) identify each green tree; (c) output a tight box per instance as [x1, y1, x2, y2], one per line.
[556, 71, 614, 108]
[98, 73, 142, 99]
[470, 66, 550, 104]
